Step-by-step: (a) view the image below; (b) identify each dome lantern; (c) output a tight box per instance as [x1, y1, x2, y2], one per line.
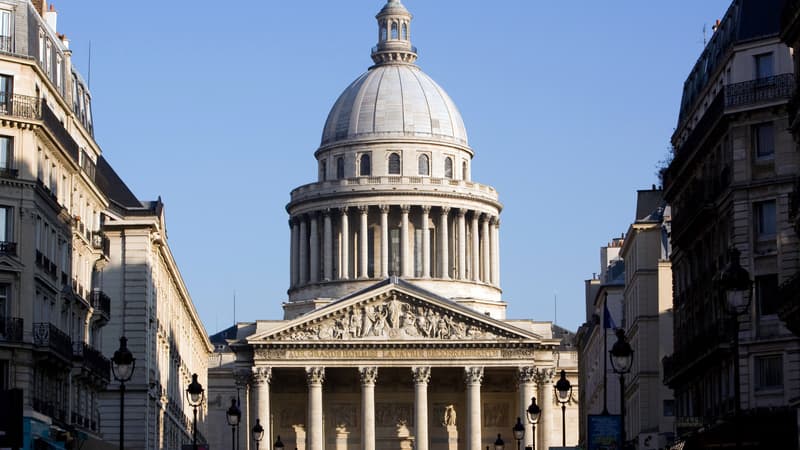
[371, 0, 417, 65]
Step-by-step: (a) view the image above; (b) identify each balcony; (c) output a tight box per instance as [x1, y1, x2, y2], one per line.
[89, 290, 111, 318]
[0, 241, 16, 256]
[0, 167, 17, 179]
[725, 74, 795, 109]
[0, 316, 23, 342]
[663, 325, 730, 386]
[72, 341, 111, 382]
[33, 322, 73, 361]
[0, 93, 41, 121]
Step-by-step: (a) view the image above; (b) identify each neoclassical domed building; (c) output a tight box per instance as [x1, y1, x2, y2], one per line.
[207, 2, 578, 450]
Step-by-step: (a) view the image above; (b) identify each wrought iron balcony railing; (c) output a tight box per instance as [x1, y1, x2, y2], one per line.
[90, 290, 111, 318]
[33, 322, 73, 361]
[0, 241, 16, 256]
[0, 93, 41, 121]
[0, 316, 23, 342]
[725, 74, 795, 109]
[73, 341, 111, 382]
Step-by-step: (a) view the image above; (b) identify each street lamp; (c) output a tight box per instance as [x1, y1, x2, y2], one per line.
[111, 336, 135, 450]
[555, 369, 573, 447]
[252, 419, 265, 450]
[718, 247, 752, 449]
[526, 396, 541, 450]
[226, 398, 242, 450]
[512, 417, 524, 450]
[494, 434, 505, 450]
[609, 329, 633, 450]
[186, 373, 205, 450]
[273, 435, 285, 450]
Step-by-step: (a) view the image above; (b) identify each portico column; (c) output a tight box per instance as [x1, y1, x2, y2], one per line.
[481, 215, 490, 282]
[360, 367, 378, 450]
[421, 206, 431, 278]
[359, 206, 369, 279]
[457, 209, 466, 280]
[412, 367, 431, 450]
[471, 214, 479, 281]
[401, 205, 411, 278]
[252, 367, 272, 445]
[490, 218, 500, 286]
[464, 366, 483, 450]
[309, 214, 319, 283]
[536, 368, 555, 450]
[299, 217, 308, 285]
[340, 208, 349, 280]
[380, 205, 389, 278]
[306, 367, 325, 450]
[323, 210, 333, 281]
[439, 207, 450, 278]
[290, 219, 299, 287]
[518, 367, 536, 449]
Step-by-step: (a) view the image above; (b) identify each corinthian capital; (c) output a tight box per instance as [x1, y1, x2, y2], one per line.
[359, 366, 379, 385]
[464, 366, 484, 385]
[412, 366, 431, 384]
[306, 366, 326, 385]
[517, 366, 536, 384]
[252, 366, 272, 385]
[534, 367, 554, 386]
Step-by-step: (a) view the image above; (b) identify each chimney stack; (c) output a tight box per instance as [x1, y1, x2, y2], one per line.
[44, 3, 57, 33]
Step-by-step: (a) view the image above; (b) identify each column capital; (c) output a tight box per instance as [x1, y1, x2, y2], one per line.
[492, 217, 501, 227]
[379, 204, 390, 214]
[359, 366, 379, 385]
[306, 366, 326, 385]
[517, 366, 536, 384]
[340, 206, 349, 216]
[457, 208, 467, 217]
[322, 208, 332, 218]
[358, 205, 369, 214]
[481, 213, 492, 223]
[464, 366, 484, 385]
[252, 366, 273, 385]
[534, 367, 554, 385]
[412, 366, 431, 384]
[440, 206, 451, 215]
[400, 204, 411, 213]
[421, 205, 431, 214]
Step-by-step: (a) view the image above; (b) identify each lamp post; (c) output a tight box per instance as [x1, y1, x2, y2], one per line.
[226, 398, 242, 450]
[252, 419, 265, 450]
[494, 434, 505, 450]
[718, 247, 752, 449]
[186, 373, 205, 450]
[273, 435, 284, 450]
[609, 329, 633, 450]
[111, 336, 135, 450]
[555, 369, 572, 447]
[525, 396, 541, 450]
[512, 417, 524, 450]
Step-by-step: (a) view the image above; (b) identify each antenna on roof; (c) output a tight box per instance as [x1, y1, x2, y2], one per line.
[87, 40, 92, 88]
[702, 23, 708, 46]
[233, 290, 236, 326]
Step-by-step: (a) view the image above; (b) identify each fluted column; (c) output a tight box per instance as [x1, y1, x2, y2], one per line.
[457, 209, 466, 280]
[340, 208, 350, 280]
[359, 206, 369, 279]
[412, 367, 431, 450]
[421, 206, 431, 278]
[401, 205, 411, 278]
[360, 367, 378, 450]
[252, 367, 272, 445]
[439, 207, 450, 279]
[465, 367, 483, 450]
[491, 218, 500, 286]
[306, 367, 325, 450]
[309, 214, 320, 283]
[290, 219, 299, 287]
[323, 210, 333, 281]
[518, 367, 536, 449]
[481, 215, 490, 282]
[536, 368, 555, 450]
[299, 217, 309, 285]
[471, 214, 479, 281]
[380, 205, 390, 278]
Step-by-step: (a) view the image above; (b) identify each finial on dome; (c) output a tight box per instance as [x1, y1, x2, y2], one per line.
[371, 0, 417, 65]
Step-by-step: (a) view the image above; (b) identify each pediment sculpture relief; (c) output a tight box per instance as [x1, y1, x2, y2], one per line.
[274, 293, 507, 341]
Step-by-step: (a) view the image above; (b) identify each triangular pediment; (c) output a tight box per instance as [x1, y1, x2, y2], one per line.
[248, 279, 541, 344]
[0, 255, 24, 273]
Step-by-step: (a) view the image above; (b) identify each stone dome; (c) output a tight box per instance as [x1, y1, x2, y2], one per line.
[320, 64, 469, 147]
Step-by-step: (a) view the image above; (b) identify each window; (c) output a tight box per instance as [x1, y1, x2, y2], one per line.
[754, 123, 774, 159]
[389, 228, 400, 275]
[319, 159, 327, 181]
[391, 22, 398, 40]
[418, 154, 429, 176]
[0, 74, 11, 112]
[402, 23, 408, 40]
[45, 40, 52, 78]
[755, 274, 779, 316]
[388, 153, 401, 175]
[360, 153, 371, 176]
[56, 55, 63, 91]
[444, 157, 453, 179]
[38, 30, 44, 66]
[0, 206, 11, 242]
[462, 161, 468, 180]
[381, 24, 387, 41]
[0, 136, 11, 171]
[754, 355, 783, 391]
[336, 157, 345, 179]
[755, 200, 777, 238]
[755, 53, 774, 79]
[663, 399, 675, 417]
[0, 10, 11, 52]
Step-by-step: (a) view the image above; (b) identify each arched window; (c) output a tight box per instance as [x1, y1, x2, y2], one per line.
[402, 23, 408, 40]
[418, 154, 429, 175]
[462, 161, 468, 180]
[360, 153, 371, 176]
[391, 22, 398, 40]
[388, 153, 401, 175]
[444, 157, 453, 179]
[381, 24, 387, 41]
[320, 159, 327, 181]
[336, 157, 345, 179]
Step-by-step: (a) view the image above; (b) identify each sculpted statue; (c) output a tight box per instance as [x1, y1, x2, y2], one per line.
[443, 404, 457, 427]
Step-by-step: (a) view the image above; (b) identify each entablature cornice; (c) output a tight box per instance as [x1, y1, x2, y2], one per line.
[288, 191, 502, 216]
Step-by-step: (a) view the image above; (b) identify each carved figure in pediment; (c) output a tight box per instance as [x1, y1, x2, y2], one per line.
[415, 307, 432, 337]
[372, 305, 388, 336]
[332, 317, 348, 339]
[436, 316, 450, 339]
[349, 308, 362, 338]
[387, 296, 404, 329]
[362, 305, 376, 337]
[402, 310, 418, 336]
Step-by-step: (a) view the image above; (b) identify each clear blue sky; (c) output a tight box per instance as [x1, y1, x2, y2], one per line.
[57, 1, 731, 334]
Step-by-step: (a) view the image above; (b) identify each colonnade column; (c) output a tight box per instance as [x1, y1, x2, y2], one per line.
[380, 205, 389, 278]
[412, 367, 431, 450]
[421, 206, 431, 278]
[299, 218, 309, 285]
[457, 209, 466, 280]
[536, 368, 555, 450]
[290, 219, 299, 287]
[439, 207, 450, 279]
[252, 367, 272, 446]
[518, 367, 536, 449]
[306, 367, 325, 450]
[481, 215, 490, 282]
[323, 210, 333, 281]
[401, 205, 411, 277]
[309, 214, 319, 283]
[359, 206, 369, 279]
[464, 366, 483, 450]
[471, 214, 479, 281]
[491, 218, 500, 286]
[340, 208, 349, 280]
[360, 367, 378, 450]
